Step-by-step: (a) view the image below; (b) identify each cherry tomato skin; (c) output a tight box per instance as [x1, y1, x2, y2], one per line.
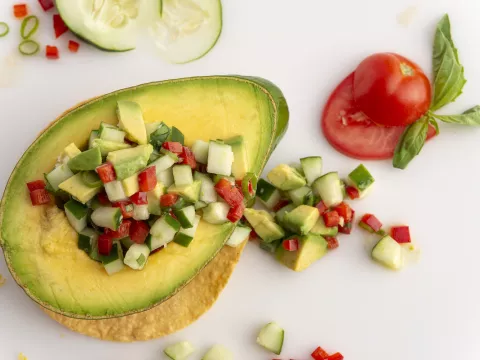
[353, 53, 432, 127]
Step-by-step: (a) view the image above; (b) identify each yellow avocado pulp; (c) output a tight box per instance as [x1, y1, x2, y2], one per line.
[0, 76, 289, 319]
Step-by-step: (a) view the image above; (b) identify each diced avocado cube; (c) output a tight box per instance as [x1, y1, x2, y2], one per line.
[167, 180, 201, 203]
[243, 208, 284, 243]
[288, 186, 313, 206]
[310, 217, 338, 237]
[276, 233, 328, 272]
[283, 205, 319, 235]
[99, 122, 126, 143]
[371, 235, 404, 270]
[46, 164, 74, 192]
[275, 203, 295, 226]
[147, 183, 165, 216]
[121, 173, 140, 197]
[68, 147, 102, 172]
[225, 135, 249, 180]
[267, 164, 306, 191]
[107, 144, 153, 180]
[92, 139, 131, 156]
[257, 179, 282, 209]
[58, 172, 102, 204]
[63, 143, 81, 159]
[116, 101, 148, 145]
[347, 164, 375, 198]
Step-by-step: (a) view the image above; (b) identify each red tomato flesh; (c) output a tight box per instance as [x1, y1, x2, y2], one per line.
[323, 211, 340, 227]
[53, 14, 68, 38]
[38, 0, 54, 11]
[325, 237, 339, 250]
[321, 73, 436, 160]
[227, 203, 245, 223]
[345, 186, 359, 200]
[129, 220, 149, 244]
[68, 40, 80, 53]
[180, 146, 197, 169]
[333, 202, 354, 223]
[96, 163, 116, 183]
[391, 226, 411, 243]
[162, 142, 183, 154]
[30, 189, 51, 206]
[215, 178, 244, 208]
[138, 166, 157, 192]
[27, 180, 46, 192]
[112, 201, 134, 219]
[327, 353, 344, 360]
[130, 192, 148, 205]
[98, 234, 113, 255]
[160, 194, 178, 207]
[312, 346, 330, 360]
[105, 220, 131, 239]
[283, 238, 299, 251]
[315, 200, 328, 215]
[360, 214, 383, 232]
[13, 4, 28, 18]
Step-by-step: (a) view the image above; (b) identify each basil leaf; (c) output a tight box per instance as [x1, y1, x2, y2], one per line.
[428, 117, 440, 135]
[393, 117, 429, 169]
[433, 105, 480, 126]
[431, 14, 466, 111]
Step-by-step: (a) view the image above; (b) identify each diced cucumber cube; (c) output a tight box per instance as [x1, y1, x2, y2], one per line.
[275, 203, 295, 225]
[202, 202, 230, 225]
[300, 156, 323, 185]
[202, 345, 233, 360]
[164, 341, 195, 360]
[173, 165, 193, 186]
[46, 164, 74, 192]
[99, 122, 126, 143]
[124, 243, 150, 270]
[133, 204, 149, 220]
[104, 180, 128, 202]
[226, 225, 251, 248]
[91, 207, 122, 230]
[101, 243, 124, 275]
[207, 141, 234, 176]
[288, 186, 313, 206]
[194, 201, 207, 210]
[64, 199, 88, 232]
[310, 217, 338, 237]
[192, 140, 209, 164]
[78, 228, 98, 253]
[173, 205, 196, 228]
[157, 168, 174, 187]
[371, 235, 404, 270]
[312, 172, 343, 207]
[147, 183, 165, 216]
[256, 322, 284, 355]
[174, 215, 201, 247]
[88, 130, 99, 149]
[257, 179, 282, 209]
[150, 154, 176, 174]
[120, 236, 135, 249]
[225, 135, 249, 180]
[168, 180, 201, 203]
[194, 172, 217, 204]
[347, 164, 375, 198]
[149, 214, 180, 248]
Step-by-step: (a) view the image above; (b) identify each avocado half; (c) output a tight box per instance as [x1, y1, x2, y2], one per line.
[0, 76, 289, 320]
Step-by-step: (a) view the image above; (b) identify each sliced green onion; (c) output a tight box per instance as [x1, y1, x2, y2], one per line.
[242, 172, 258, 201]
[18, 39, 40, 56]
[0, 22, 9, 38]
[21, 16, 39, 40]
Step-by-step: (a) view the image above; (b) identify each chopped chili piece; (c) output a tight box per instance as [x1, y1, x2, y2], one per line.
[391, 226, 411, 243]
[333, 202, 354, 222]
[13, 4, 28, 18]
[130, 192, 148, 205]
[227, 203, 245, 223]
[98, 234, 113, 255]
[325, 237, 339, 250]
[323, 210, 340, 227]
[160, 194, 178, 207]
[96, 163, 116, 183]
[129, 220, 150, 244]
[180, 146, 197, 169]
[53, 14, 68, 38]
[215, 178, 244, 208]
[30, 189, 50, 205]
[315, 200, 328, 215]
[112, 201, 134, 219]
[346, 186, 360, 199]
[45, 45, 59, 59]
[326, 353, 344, 360]
[105, 220, 131, 239]
[68, 40, 80, 53]
[273, 199, 290, 212]
[138, 166, 157, 192]
[97, 191, 110, 205]
[38, 0, 54, 12]
[311, 346, 330, 360]
[359, 213, 383, 233]
[162, 141, 183, 154]
[283, 238, 299, 251]
[27, 180, 46, 192]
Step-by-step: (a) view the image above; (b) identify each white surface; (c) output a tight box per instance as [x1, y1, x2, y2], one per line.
[1, 0, 480, 359]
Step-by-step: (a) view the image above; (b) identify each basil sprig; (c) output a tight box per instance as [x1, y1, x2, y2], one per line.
[393, 117, 429, 169]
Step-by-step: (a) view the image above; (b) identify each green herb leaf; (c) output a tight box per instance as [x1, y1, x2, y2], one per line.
[433, 105, 480, 126]
[431, 14, 466, 111]
[393, 117, 429, 169]
[428, 117, 440, 135]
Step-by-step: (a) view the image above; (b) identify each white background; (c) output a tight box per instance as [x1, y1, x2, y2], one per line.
[2, 0, 480, 359]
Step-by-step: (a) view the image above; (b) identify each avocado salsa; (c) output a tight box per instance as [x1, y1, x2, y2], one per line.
[26, 100, 256, 276]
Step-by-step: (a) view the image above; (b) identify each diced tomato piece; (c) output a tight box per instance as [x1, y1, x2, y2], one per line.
[283, 238, 299, 251]
[334, 202, 354, 222]
[13, 4, 28, 18]
[162, 141, 183, 154]
[338, 222, 353, 234]
[160, 194, 178, 207]
[315, 200, 328, 215]
[96, 163, 116, 183]
[181, 146, 197, 169]
[249, 229, 258, 240]
[98, 234, 113, 255]
[138, 166, 157, 192]
[323, 211, 340, 227]
[311, 346, 330, 360]
[97, 191, 110, 205]
[273, 199, 290, 212]
[215, 178, 244, 208]
[326, 353, 344, 360]
[29, 189, 51, 206]
[105, 220, 131, 239]
[45, 45, 59, 59]
[227, 203, 245, 223]
[38, 0, 54, 11]
[391, 226, 411, 243]
[325, 237, 339, 250]
[27, 180, 46, 192]
[129, 220, 150, 244]
[53, 14, 68, 38]
[360, 214, 383, 232]
[130, 192, 148, 205]
[346, 186, 360, 199]
[112, 201, 134, 219]
[68, 40, 80, 53]
[235, 179, 242, 189]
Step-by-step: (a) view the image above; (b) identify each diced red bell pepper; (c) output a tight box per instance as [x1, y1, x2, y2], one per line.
[249, 229, 258, 240]
[333, 202, 354, 222]
[326, 353, 344, 360]
[112, 201, 134, 219]
[38, 0, 54, 11]
[138, 166, 157, 192]
[27, 180, 46, 192]
[97, 191, 110, 205]
[105, 220, 131, 239]
[162, 141, 183, 154]
[283, 238, 299, 251]
[215, 178, 244, 208]
[180, 146, 197, 169]
[227, 203, 245, 223]
[315, 200, 328, 215]
[346, 186, 360, 200]
[360, 214, 383, 233]
[311, 346, 330, 360]
[338, 222, 353, 234]
[130, 192, 148, 205]
[98, 234, 113, 255]
[13, 4, 28, 18]
[45, 45, 59, 59]
[273, 199, 290, 212]
[323, 211, 340, 227]
[96, 163, 116, 183]
[391, 226, 411, 243]
[160, 194, 178, 207]
[30, 189, 51, 206]
[325, 237, 339, 250]
[129, 220, 150, 244]
[53, 14, 68, 38]
[68, 40, 80, 53]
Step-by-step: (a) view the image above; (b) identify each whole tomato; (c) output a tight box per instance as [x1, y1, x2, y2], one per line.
[353, 53, 431, 127]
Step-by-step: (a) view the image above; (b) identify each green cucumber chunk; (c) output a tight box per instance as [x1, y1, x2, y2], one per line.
[257, 179, 282, 209]
[192, 140, 209, 164]
[173, 205, 196, 228]
[202, 202, 229, 225]
[312, 172, 343, 208]
[300, 156, 323, 185]
[226, 225, 251, 247]
[91, 207, 122, 230]
[173, 165, 193, 186]
[64, 199, 88, 232]
[194, 172, 217, 204]
[347, 164, 375, 198]
[256, 322, 284, 355]
[207, 141, 234, 176]
[202, 345, 233, 360]
[46, 164, 74, 192]
[124, 243, 150, 270]
[174, 215, 201, 247]
[164, 341, 195, 360]
[371, 235, 404, 270]
[101, 243, 125, 275]
[78, 228, 98, 253]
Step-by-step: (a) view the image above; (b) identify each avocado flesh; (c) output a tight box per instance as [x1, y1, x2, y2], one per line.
[0, 76, 288, 319]
[276, 234, 328, 272]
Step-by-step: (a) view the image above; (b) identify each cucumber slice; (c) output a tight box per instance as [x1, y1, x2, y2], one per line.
[194, 201, 207, 210]
[99, 122, 126, 143]
[157, 167, 175, 187]
[226, 225, 251, 247]
[64, 199, 88, 232]
[194, 172, 217, 203]
[312, 172, 343, 208]
[202, 202, 229, 225]
[173, 165, 193, 186]
[192, 140, 209, 163]
[150, 213, 180, 237]
[164, 341, 196, 360]
[89, 130, 99, 149]
[256, 322, 284, 355]
[300, 156, 323, 185]
[105, 180, 128, 202]
[170, 126, 185, 144]
[78, 228, 98, 253]
[151, 154, 176, 173]
[147, 183, 165, 216]
[288, 186, 312, 206]
[207, 141, 234, 176]
[371, 235, 404, 270]
[257, 179, 282, 209]
[174, 215, 201, 247]
[173, 205, 196, 228]
[202, 345, 233, 360]
[46, 164, 74, 192]
[133, 204, 150, 220]
[91, 207, 122, 230]
[124, 243, 150, 270]
[101, 243, 125, 275]
[150, 0, 222, 64]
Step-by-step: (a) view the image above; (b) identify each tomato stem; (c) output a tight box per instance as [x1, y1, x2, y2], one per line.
[400, 62, 415, 76]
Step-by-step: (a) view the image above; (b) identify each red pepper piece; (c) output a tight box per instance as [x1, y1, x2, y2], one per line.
[315, 200, 328, 215]
[338, 222, 353, 234]
[325, 237, 339, 250]
[162, 141, 183, 154]
[129, 220, 150, 244]
[323, 210, 340, 227]
[333, 202, 354, 222]
[38, 0, 54, 11]
[391, 226, 411, 243]
[273, 199, 290, 212]
[215, 178, 244, 208]
[105, 220, 131, 239]
[68, 40, 80, 53]
[45, 45, 59, 59]
[97, 191, 110, 205]
[360, 214, 383, 233]
[53, 14, 68, 38]
[13, 4, 28, 18]
[227, 203, 245, 223]
[283, 238, 299, 251]
[160, 193, 178, 207]
[130, 192, 148, 205]
[326, 353, 344, 360]
[180, 146, 197, 169]
[346, 186, 360, 199]
[112, 201, 134, 219]
[98, 234, 113, 255]
[311, 346, 330, 360]
[249, 229, 258, 240]
[138, 166, 157, 192]
[27, 180, 46, 192]
[96, 163, 116, 183]
[30, 189, 51, 206]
